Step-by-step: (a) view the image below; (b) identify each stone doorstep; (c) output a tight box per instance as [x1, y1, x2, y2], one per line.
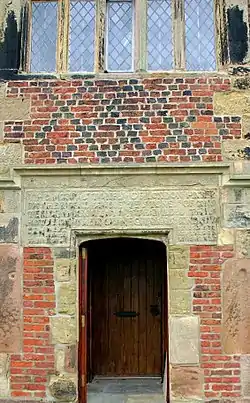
[87, 394, 165, 403]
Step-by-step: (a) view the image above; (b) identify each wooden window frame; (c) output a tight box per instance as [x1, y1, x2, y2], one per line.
[22, 0, 228, 74]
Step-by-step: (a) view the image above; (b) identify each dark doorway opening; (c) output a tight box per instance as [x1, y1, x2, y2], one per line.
[79, 237, 168, 402]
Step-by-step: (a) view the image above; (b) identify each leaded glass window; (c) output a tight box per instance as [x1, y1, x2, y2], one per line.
[28, 0, 218, 73]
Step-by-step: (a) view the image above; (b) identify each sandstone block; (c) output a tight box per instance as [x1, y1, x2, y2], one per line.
[49, 376, 77, 401]
[0, 354, 8, 376]
[55, 259, 71, 282]
[0, 190, 20, 214]
[168, 246, 189, 271]
[0, 84, 6, 98]
[242, 114, 250, 138]
[222, 258, 250, 354]
[169, 269, 193, 290]
[0, 98, 30, 121]
[218, 228, 234, 246]
[236, 230, 250, 257]
[0, 122, 3, 142]
[169, 290, 191, 314]
[0, 375, 9, 397]
[171, 366, 203, 400]
[65, 345, 77, 372]
[170, 316, 200, 364]
[241, 355, 250, 397]
[58, 283, 76, 315]
[0, 245, 21, 352]
[222, 139, 250, 161]
[214, 91, 250, 115]
[51, 317, 77, 344]
[55, 348, 65, 372]
[0, 143, 22, 174]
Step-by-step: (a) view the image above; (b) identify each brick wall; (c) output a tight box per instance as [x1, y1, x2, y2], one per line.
[3, 76, 241, 164]
[10, 248, 55, 399]
[189, 245, 241, 400]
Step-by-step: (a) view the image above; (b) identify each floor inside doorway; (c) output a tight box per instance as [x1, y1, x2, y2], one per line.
[87, 377, 165, 402]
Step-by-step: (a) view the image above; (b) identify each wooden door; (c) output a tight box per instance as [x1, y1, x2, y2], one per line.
[91, 238, 165, 377]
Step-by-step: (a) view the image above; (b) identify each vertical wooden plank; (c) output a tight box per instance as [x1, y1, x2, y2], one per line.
[172, 0, 185, 69]
[79, 247, 88, 403]
[135, 0, 147, 71]
[57, 0, 70, 73]
[146, 255, 155, 374]
[108, 251, 119, 375]
[123, 247, 134, 375]
[138, 251, 147, 375]
[215, 0, 228, 68]
[155, 253, 163, 375]
[103, 254, 109, 374]
[95, 0, 106, 72]
[131, 256, 139, 375]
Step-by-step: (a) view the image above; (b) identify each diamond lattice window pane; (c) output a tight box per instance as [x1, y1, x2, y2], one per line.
[31, 2, 58, 72]
[107, 1, 133, 71]
[147, 0, 173, 70]
[185, 0, 216, 70]
[69, 0, 96, 72]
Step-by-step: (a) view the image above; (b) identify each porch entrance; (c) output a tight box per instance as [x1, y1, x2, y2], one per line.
[79, 237, 167, 402]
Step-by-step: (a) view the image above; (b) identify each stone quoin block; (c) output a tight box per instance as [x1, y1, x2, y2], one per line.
[218, 228, 235, 245]
[169, 316, 200, 364]
[169, 289, 191, 314]
[169, 269, 194, 290]
[0, 245, 21, 352]
[0, 353, 9, 397]
[214, 91, 250, 115]
[57, 283, 76, 315]
[222, 139, 250, 160]
[49, 376, 77, 401]
[241, 355, 250, 397]
[0, 97, 30, 121]
[222, 258, 250, 353]
[168, 245, 190, 270]
[51, 317, 77, 344]
[55, 258, 71, 282]
[171, 366, 204, 400]
[236, 230, 250, 257]
[0, 143, 22, 174]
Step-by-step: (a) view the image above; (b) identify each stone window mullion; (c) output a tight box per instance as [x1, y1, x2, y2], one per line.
[57, 0, 70, 73]
[95, 0, 107, 72]
[135, 0, 147, 72]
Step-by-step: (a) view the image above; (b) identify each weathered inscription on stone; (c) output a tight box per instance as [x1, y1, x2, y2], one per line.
[24, 188, 218, 245]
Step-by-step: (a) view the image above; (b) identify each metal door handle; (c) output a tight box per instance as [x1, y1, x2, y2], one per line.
[114, 311, 139, 318]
